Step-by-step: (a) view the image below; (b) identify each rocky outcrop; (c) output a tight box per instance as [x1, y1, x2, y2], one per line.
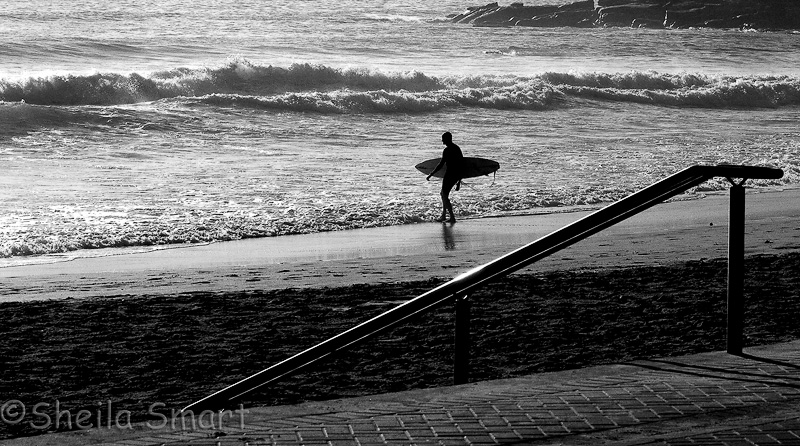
[515, 9, 595, 28]
[597, 4, 667, 27]
[450, 0, 800, 29]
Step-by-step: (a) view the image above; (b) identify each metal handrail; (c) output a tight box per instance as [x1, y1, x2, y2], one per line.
[183, 164, 783, 412]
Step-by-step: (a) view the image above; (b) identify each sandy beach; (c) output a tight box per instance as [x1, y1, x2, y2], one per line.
[1, 188, 799, 440]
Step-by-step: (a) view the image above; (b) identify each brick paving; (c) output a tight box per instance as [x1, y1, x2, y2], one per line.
[13, 341, 800, 446]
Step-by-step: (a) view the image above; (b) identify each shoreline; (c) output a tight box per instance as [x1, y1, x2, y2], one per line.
[0, 202, 608, 270]
[1, 188, 799, 302]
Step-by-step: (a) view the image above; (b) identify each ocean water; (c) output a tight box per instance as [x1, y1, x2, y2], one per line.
[1, 1, 799, 265]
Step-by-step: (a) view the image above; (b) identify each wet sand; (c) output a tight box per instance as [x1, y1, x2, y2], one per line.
[1, 188, 799, 440]
[2, 189, 800, 301]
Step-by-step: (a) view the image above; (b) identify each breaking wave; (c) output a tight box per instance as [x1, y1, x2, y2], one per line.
[0, 61, 447, 106]
[1, 60, 799, 112]
[189, 83, 562, 113]
[547, 71, 800, 108]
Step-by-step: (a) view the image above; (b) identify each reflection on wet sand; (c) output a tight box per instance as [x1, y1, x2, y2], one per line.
[442, 223, 456, 250]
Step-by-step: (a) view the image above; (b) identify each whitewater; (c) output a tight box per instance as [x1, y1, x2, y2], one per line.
[1, 0, 799, 264]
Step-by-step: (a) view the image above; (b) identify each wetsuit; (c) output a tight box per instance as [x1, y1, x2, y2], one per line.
[440, 141, 464, 193]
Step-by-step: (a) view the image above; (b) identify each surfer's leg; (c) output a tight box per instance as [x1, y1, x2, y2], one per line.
[437, 190, 449, 222]
[437, 206, 447, 222]
[446, 201, 456, 223]
[441, 176, 458, 223]
[442, 195, 453, 222]
[438, 195, 447, 221]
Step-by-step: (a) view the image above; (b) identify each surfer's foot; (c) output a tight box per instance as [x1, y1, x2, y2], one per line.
[449, 217, 456, 224]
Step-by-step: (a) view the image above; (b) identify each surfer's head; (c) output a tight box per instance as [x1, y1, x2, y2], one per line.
[442, 132, 452, 144]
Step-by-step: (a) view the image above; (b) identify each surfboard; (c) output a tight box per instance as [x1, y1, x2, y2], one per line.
[415, 157, 500, 179]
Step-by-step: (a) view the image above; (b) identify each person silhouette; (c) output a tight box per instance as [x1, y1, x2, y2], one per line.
[426, 132, 464, 223]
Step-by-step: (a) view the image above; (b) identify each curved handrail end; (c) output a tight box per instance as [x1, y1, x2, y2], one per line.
[704, 164, 783, 180]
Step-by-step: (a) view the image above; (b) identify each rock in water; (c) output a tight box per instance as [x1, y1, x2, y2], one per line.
[449, 0, 800, 30]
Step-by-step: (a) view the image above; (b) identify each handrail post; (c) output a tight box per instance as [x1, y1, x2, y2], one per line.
[727, 179, 746, 354]
[454, 294, 470, 384]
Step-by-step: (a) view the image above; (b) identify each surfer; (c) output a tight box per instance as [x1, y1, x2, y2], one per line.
[427, 132, 464, 223]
